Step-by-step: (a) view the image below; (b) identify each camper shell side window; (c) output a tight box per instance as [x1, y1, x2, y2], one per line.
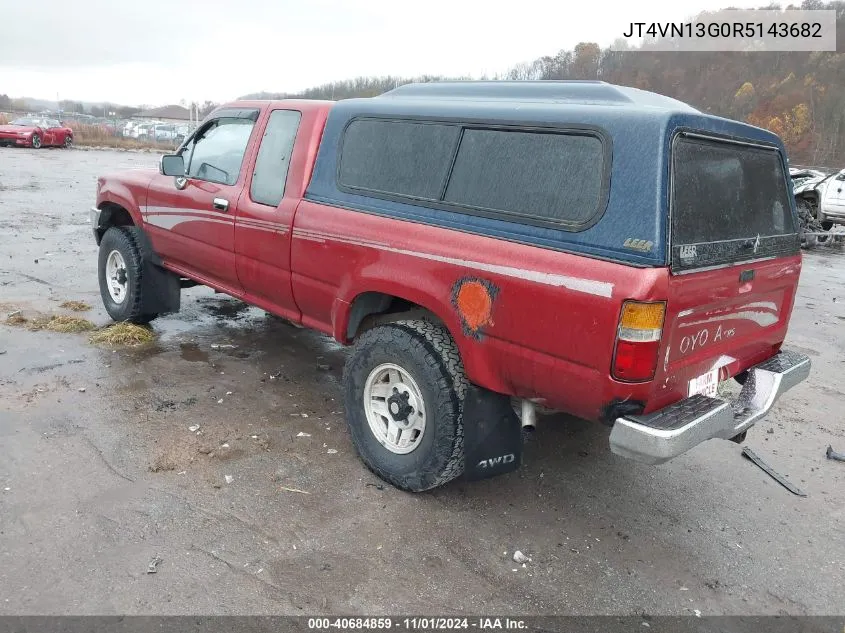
[337, 116, 612, 232]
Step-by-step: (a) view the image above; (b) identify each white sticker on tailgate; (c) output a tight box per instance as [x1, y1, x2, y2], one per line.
[688, 368, 719, 398]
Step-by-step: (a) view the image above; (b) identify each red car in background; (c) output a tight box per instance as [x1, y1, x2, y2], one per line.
[0, 117, 73, 149]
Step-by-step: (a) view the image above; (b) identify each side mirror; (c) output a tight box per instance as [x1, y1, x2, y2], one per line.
[160, 154, 185, 177]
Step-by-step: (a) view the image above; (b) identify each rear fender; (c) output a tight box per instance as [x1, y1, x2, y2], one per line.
[332, 282, 521, 402]
[333, 286, 464, 350]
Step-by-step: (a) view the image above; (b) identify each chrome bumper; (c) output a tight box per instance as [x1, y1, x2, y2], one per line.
[90, 206, 101, 242]
[609, 350, 811, 465]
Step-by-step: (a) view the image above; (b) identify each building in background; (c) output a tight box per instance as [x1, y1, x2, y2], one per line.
[135, 105, 191, 124]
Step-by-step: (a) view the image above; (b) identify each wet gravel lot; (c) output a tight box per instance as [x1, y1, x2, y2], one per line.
[1, 147, 844, 615]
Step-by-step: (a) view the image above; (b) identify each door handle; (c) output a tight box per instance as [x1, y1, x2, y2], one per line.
[212, 197, 229, 212]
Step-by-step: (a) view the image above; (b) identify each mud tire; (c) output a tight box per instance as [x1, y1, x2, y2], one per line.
[343, 319, 467, 492]
[98, 226, 158, 324]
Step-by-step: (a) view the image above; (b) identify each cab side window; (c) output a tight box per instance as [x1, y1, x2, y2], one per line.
[184, 118, 255, 186]
[250, 110, 302, 207]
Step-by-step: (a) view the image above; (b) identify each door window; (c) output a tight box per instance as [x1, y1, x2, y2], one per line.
[184, 118, 255, 186]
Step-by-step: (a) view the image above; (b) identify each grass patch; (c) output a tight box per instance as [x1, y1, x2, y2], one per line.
[89, 322, 155, 346]
[73, 136, 166, 150]
[29, 315, 96, 333]
[5, 312, 27, 326]
[59, 300, 92, 312]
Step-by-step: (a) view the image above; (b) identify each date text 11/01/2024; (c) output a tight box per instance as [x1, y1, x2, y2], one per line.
[307, 618, 528, 630]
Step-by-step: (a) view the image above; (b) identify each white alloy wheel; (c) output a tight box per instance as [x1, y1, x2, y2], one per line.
[105, 249, 128, 304]
[363, 362, 427, 454]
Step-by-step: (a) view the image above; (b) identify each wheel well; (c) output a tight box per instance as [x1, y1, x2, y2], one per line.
[95, 202, 135, 243]
[346, 292, 445, 341]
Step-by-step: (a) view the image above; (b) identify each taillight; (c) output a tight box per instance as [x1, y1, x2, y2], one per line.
[612, 300, 666, 382]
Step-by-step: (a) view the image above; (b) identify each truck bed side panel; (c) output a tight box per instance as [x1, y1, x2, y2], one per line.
[291, 201, 667, 421]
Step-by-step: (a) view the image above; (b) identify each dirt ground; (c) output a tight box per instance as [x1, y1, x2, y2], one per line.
[1, 147, 844, 616]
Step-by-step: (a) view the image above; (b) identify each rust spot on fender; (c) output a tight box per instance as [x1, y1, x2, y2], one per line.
[451, 277, 498, 338]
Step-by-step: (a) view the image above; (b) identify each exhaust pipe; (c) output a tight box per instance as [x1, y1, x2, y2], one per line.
[520, 399, 537, 431]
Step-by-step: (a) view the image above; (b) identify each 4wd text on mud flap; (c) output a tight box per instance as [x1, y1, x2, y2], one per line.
[679, 325, 736, 354]
[477, 453, 516, 469]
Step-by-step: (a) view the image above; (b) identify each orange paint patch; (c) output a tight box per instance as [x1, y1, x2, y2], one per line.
[455, 281, 494, 332]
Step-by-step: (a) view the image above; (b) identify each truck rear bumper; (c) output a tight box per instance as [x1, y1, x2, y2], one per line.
[609, 349, 810, 465]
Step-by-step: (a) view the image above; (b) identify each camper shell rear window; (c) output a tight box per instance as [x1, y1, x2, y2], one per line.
[337, 117, 611, 231]
[670, 133, 799, 271]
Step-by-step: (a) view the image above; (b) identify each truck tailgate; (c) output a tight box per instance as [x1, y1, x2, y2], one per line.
[651, 132, 802, 410]
[660, 255, 801, 402]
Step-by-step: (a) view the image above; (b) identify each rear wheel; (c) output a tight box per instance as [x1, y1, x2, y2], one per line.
[64, 135, 73, 148]
[343, 319, 466, 492]
[31, 134, 42, 149]
[97, 227, 158, 324]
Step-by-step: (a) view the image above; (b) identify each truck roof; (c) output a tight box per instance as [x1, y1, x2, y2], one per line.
[216, 99, 334, 114]
[330, 81, 778, 144]
[221, 84, 768, 142]
[379, 80, 700, 113]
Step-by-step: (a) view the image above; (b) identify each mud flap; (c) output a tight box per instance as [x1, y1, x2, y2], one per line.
[462, 385, 523, 481]
[140, 259, 181, 315]
[130, 226, 181, 316]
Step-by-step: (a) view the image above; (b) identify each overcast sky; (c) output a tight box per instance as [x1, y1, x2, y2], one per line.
[2, 0, 765, 107]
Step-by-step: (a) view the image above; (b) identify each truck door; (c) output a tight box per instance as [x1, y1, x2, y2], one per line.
[144, 112, 259, 293]
[234, 109, 302, 321]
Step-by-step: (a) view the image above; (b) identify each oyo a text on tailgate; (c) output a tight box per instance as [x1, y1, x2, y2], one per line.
[679, 325, 737, 355]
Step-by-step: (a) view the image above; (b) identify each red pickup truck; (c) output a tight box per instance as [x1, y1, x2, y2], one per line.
[91, 82, 810, 492]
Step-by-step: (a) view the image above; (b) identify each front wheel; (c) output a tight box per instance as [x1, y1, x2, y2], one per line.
[64, 135, 73, 148]
[31, 134, 42, 149]
[343, 320, 467, 492]
[97, 227, 158, 324]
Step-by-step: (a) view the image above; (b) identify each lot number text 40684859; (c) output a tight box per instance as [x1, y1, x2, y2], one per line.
[307, 617, 528, 630]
